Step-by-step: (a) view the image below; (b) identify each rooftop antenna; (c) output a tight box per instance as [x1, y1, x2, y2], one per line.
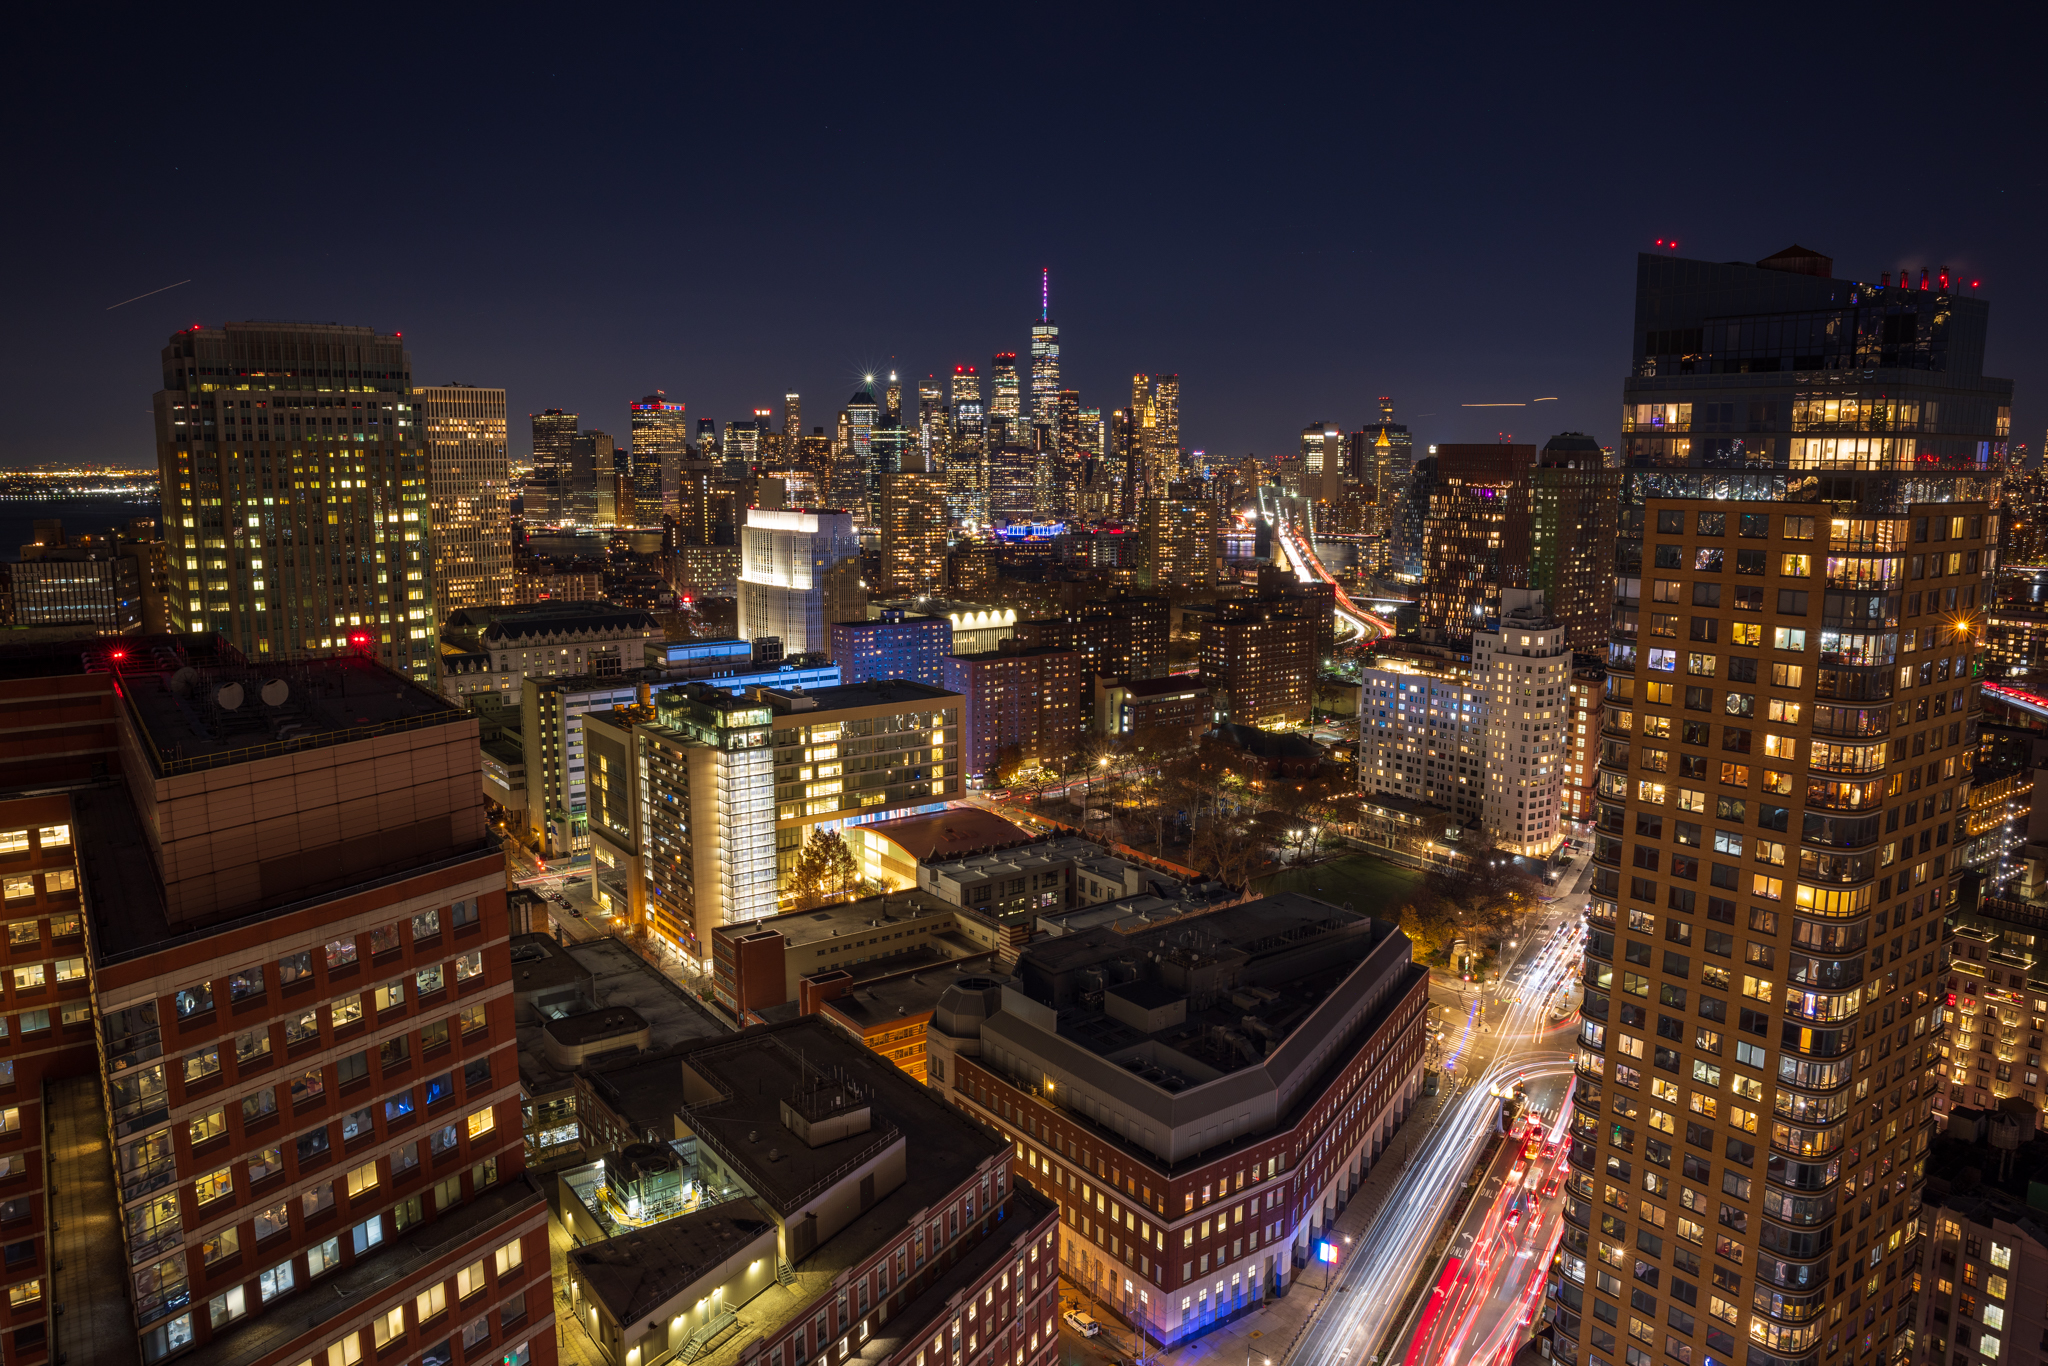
[1041, 268, 1049, 323]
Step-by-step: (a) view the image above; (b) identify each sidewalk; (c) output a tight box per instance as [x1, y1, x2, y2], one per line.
[1153, 1078, 1462, 1366]
[1135, 975, 1511, 1366]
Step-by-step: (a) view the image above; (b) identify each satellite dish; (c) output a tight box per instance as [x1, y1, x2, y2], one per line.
[260, 679, 290, 707]
[169, 667, 199, 697]
[216, 682, 245, 711]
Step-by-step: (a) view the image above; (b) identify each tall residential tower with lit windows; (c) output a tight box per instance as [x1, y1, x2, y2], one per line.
[416, 384, 513, 625]
[153, 323, 434, 680]
[1561, 247, 2011, 1366]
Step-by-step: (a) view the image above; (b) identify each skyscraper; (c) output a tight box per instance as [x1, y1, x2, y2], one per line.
[695, 416, 718, 460]
[1529, 431, 1622, 654]
[1127, 374, 1181, 497]
[989, 353, 1021, 446]
[1053, 389, 1084, 518]
[1567, 246, 2010, 1366]
[1355, 396, 1414, 529]
[1029, 269, 1059, 448]
[530, 407, 578, 479]
[947, 365, 986, 526]
[845, 382, 880, 517]
[1152, 373, 1181, 485]
[782, 390, 801, 448]
[736, 507, 864, 653]
[917, 374, 949, 474]
[416, 383, 513, 622]
[152, 322, 434, 679]
[629, 391, 689, 515]
[884, 371, 902, 425]
[1418, 443, 1534, 641]
[1300, 421, 1346, 504]
[879, 451, 948, 595]
[1476, 587, 1568, 854]
[568, 429, 616, 526]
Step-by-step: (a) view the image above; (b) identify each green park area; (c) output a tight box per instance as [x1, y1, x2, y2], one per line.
[1255, 851, 1426, 912]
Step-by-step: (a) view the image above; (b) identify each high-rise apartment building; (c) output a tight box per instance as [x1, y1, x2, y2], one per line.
[878, 452, 948, 596]
[1418, 443, 1535, 642]
[1933, 889, 2048, 1129]
[416, 384, 513, 623]
[7, 645, 542, 1366]
[782, 390, 801, 447]
[1152, 373, 1181, 486]
[1199, 595, 1319, 726]
[1011, 593, 1170, 681]
[1137, 495, 1217, 589]
[1360, 643, 1484, 827]
[1476, 587, 1569, 855]
[737, 508, 864, 654]
[829, 609, 951, 688]
[152, 322, 434, 680]
[1565, 246, 2010, 1366]
[942, 647, 1086, 776]
[1029, 270, 1059, 445]
[1564, 656, 1609, 831]
[629, 392, 689, 512]
[1530, 432, 1623, 655]
[1394, 451, 1437, 579]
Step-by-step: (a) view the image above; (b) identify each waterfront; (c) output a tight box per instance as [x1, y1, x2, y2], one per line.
[0, 494, 159, 558]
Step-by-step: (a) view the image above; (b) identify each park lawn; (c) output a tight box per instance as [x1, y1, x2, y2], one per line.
[1255, 852, 1425, 912]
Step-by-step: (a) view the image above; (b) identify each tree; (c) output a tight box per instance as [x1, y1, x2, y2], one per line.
[788, 830, 859, 910]
[1397, 895, 1460, 960]
[1423, 842, 1541, 955]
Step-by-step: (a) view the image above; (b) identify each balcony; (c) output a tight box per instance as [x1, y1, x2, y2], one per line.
[1810, 704, 1890, 738]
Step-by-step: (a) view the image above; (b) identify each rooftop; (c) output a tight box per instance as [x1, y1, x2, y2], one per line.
[544, 1006, 649, 1051]
[761, 678, 960, 714]
[716, 889, 967, 951]
[115, 653, 466, 776]
[562, 939, 731, 1047]
[569, 1198, 776, 1326]
[1016, 893, 1403, 1081]
[862, 807, 1032, 860]
[672, 1019, 1002, 1221]
[508, 932, 592, 999]
[819, 962, 1007, 1030]
[1110, 675, 1212, 699]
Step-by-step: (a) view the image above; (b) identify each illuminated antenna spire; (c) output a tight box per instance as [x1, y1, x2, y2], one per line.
[1041, 267, 1049, 322]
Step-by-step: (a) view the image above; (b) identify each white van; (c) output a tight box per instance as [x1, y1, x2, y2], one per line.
[1062, 1310, 1101, 1338]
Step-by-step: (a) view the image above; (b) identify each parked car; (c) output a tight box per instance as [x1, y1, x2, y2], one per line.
[1062, 1310, 1101, 1338]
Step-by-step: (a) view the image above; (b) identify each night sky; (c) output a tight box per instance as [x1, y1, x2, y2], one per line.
[6, 10, 2042, 470]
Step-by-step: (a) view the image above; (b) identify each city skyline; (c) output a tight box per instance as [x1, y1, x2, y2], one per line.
[6, 13, 2040, 472]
